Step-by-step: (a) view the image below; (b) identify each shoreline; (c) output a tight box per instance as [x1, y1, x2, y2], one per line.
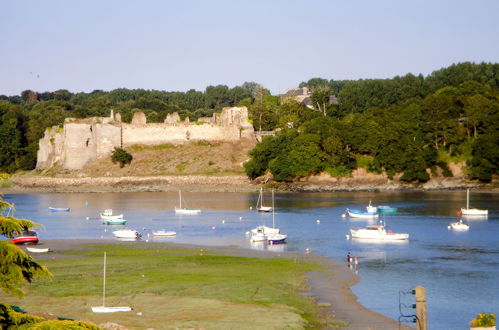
[21, 239, 409, 329]
[4, 174, 496, 193]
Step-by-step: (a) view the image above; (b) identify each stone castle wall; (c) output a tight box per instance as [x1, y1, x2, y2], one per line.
[36, 107, 255, 170]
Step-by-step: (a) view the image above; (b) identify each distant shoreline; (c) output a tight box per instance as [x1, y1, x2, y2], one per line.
[3, 174, 496, 194]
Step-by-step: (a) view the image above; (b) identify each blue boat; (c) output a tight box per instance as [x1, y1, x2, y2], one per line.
[48, 207, 70, 212]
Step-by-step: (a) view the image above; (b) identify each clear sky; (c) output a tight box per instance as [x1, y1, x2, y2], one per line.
[1, 0, 498, 96]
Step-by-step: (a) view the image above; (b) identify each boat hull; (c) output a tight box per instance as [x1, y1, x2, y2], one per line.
[152, 230, 176, 237]
[267, 233, 287, 244]
[48, 207, 70, 212]
[112, 229, 141, 239]
[257, 206, 273, 212]
[461, 208, 488, 216]
[347, 209, 379, 218]
[350, 227, 409, 240]
[12, 230, 39, 244]
[91, 306, 132, 313]
[175, 207, 201, 215]
[450, 222, 469, 231]
[26, 247, 50, 253]
[104, 219, 127, 225]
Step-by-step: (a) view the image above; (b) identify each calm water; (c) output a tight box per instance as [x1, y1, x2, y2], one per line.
[3, 190, 498, 329]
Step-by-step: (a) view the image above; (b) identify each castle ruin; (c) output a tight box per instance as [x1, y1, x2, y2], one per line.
[36, 106, 255, 170]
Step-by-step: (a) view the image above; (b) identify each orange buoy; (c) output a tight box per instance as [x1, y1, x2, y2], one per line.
[456, 211, 461, 217]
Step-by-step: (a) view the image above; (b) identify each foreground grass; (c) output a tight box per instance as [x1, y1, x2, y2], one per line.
[2, 243, 333, 329]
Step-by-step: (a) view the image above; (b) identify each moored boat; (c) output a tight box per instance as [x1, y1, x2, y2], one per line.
[378, 205, 398, 212]
[112, 228, 141, 239]
[104, 218, 127, 225]
[12, 230, 39, 244]
[350, 224, 409, 240]
[267, 233, 287, 244]
[175, 190, 201, 214]
[100, 209, 124, 220]
[26, 246, 50, 253]
[152, 229, 176, 237]
[48, 207, 70, 212]
[460, 189, 488, 216]
[347, 208, 379, 219]
[449, 220, 469, 231]
[256, 187, 273, 212]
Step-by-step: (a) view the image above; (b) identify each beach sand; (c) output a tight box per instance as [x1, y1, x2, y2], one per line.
[14, 239, 410, 329]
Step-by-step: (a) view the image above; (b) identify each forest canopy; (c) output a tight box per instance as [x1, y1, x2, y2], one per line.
[0, 62, 498, 182]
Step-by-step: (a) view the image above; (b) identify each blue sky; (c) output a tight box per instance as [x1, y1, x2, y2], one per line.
[1, 0, 498, 96]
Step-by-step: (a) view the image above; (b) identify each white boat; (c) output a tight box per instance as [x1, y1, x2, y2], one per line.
[152, 229, 176, 237]
[175, 190, 201, 214]
[350, 224, 409, 240]
[112, 228, 141, 239]
[92, 252, 132, 313]
[256, 187, 272, 212]
[347, 208, 379, 219]
[249, 190, 286, 244]
[450, 220, 469, 231]
[100, 209, 124, 220]
[366, 201, 377, 213]
[461, 189, 488, 216]
[26, 247, 50, 253]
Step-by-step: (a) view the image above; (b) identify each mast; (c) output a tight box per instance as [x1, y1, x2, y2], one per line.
[102, 252, 107, 307]
[466, 189, 470, 210]
[179, 190, 182, 209]
[257, 187, 262, 209]
[272, 189, 275, 228]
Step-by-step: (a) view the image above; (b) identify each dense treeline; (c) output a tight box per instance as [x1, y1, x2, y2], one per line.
[0, 62, 498, 182]
[247, 62, 499, 182]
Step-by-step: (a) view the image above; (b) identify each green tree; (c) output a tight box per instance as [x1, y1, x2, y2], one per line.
[111, 147, 133, 168]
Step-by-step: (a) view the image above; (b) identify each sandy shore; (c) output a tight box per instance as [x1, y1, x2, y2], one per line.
[24, 239, 409, 329]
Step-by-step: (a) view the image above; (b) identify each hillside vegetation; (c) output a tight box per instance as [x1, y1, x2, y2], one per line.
[1, 62, 497, 183]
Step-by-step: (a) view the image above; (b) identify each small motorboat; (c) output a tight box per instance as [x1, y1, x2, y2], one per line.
[112, 228, 141, 239]
[347, 208, 379, 219]
[100, 209, 124, 220]
[267, 233, 287, 244]
[26, 247, 50, 253]
[11, 230, 39, 244]
[48, 207, 70, 212]
[152, 230, 176, 237]
[350, 224, 409, 240]
[104, 219, 127, 225]
[449, 220, 469, 231]
[249, 225, 280, 236]
[378, 205, 398, 212]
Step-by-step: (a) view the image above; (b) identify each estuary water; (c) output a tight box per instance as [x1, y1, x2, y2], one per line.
[3, 190, 498, 329]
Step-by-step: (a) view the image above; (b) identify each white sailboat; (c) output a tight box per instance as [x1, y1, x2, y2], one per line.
[449, 220, 469, 231]
[461, 189, 488, 216]
[92, 252, 132, 313]
[175, 190, 201, 214]
[256, 187, 273, 212]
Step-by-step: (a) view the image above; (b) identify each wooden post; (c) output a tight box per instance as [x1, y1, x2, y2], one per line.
[414, 286, 428, 330]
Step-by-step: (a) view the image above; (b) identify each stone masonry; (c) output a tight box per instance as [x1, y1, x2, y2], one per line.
[36, 107, 255, 170]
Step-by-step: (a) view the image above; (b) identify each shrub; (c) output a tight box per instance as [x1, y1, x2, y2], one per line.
[470, 313, 496, 328]
[111, 147, 133, 168]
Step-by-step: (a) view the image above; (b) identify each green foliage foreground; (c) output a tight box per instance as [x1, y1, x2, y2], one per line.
[4, 243, 330, 329]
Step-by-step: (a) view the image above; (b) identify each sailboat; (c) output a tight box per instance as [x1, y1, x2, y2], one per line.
[266, 190, 287, 244]
[256, 187, 272, 212]
[92, 252, 132, 313]
[461, 189, 488, 216]
[175, 190, 201, 214]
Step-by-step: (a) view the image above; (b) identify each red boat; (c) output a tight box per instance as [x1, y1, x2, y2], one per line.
[11, 230, 39, 244]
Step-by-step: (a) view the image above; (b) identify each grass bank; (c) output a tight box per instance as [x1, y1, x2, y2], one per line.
[2, 242, 345, 329]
